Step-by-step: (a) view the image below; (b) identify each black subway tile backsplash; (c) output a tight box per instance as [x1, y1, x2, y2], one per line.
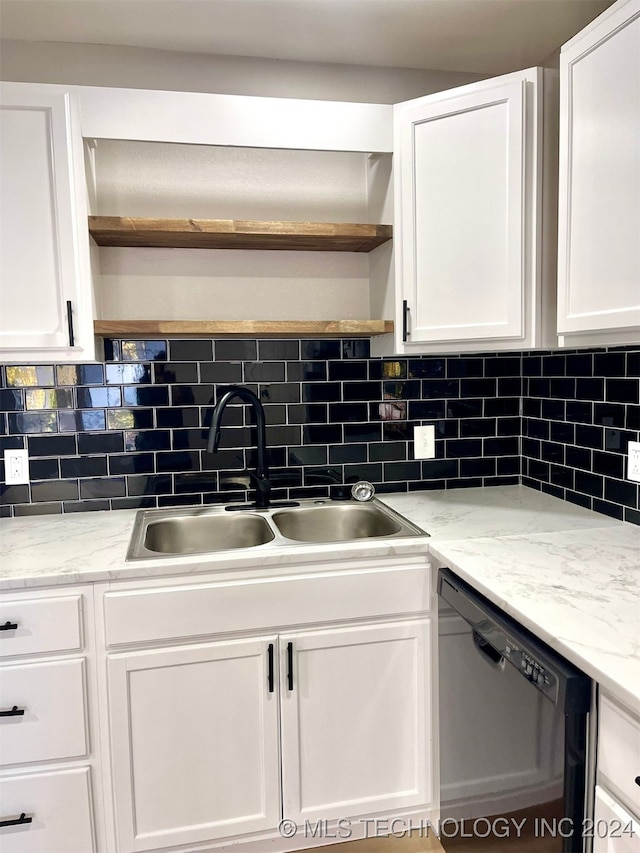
[1, 340, 638, 523]
[168, 339, 214, 362]
[153, 362, 199, 384]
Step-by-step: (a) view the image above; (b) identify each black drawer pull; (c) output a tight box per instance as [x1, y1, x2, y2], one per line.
[635, 776, 640, 788]
[267, 643, 274, 694]
[287, 642, 294, 691]
[0, 706, 24, 717]
[0, 813, 32, 828]
[0, 621, 17, 632]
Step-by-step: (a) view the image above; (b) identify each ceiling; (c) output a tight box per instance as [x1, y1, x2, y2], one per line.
[0, 0, 615, 76]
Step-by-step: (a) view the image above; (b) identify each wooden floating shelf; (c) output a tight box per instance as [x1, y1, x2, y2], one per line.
[88, 217, 392, 252]
[94, 320, 395, 338]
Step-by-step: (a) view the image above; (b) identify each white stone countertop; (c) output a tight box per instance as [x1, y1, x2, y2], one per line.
[0, 503, 429, 590]
[1, 485, 638, 712]
[382, 487, 640, 714]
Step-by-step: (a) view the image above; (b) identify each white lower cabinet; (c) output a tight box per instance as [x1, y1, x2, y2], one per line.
[594, 692, 640, 853]
[280, 621, 430, 823]
[0, 586, 100, 853]
[106, 620, 431, 853]
[107, 636, 281, 852]
[593, 786, 640, 853]
[100, 560, 434, 853]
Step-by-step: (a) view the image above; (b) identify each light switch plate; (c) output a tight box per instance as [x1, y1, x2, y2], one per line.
[414, 425, 435, 459]
[628, 441, 640, 483]
[4, 449, 29, 485]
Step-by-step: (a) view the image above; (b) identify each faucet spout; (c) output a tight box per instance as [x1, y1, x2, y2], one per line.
[207, 386, 271, 508]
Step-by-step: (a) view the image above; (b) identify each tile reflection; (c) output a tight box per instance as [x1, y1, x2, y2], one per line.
[59, 410, 106, 432]
[56, 365, 105, 386]
[77, 387, 122, 408]
[25, 389, 74, 410]
[6, 366, 55, 387]
[8, 412, 57, 433]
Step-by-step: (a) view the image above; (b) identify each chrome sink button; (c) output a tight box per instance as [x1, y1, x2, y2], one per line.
[351, 480, 375, 502]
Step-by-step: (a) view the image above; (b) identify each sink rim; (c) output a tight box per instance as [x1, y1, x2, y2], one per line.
[126, 498, 428, 561]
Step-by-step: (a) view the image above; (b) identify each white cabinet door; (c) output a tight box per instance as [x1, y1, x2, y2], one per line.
[593, 786, 640, 853]
[107, 636, 280, 852]
[0, 82, 94, 362]
[557, 0, 640, 344]
[280, 620, 431, 823]
[394, 68, 553, 353]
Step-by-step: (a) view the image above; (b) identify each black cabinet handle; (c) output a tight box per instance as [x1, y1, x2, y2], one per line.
[66, 300, 75, 347]
[287, 642, 294, 691]
[0, 706, 24, 717]
[0, 813, 32, 828]
[267, 643, 274, 693]
[0, 621, 17, 632]
[402, 300, 410, 342]
[635, 776, 640, 788]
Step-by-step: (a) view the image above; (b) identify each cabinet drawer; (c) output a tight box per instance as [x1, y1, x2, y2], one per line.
[593, 785, 640, 853]
[0, 658, 88, 766]
[599, 693, 640, 818]
[104, 564, 431, 646]
[0, 595, 82, 658]
[0, 767, 95, 853]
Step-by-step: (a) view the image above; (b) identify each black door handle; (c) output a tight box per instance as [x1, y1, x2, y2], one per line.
[287, 642, 294, 691]
[267, 643, 274, 693]
[402, 300, 410, 342]
[0, 621, 17, 632]
[635, 776, 640, 788]
[0, 813, 32, 828]
[0, 706, 25, 717]
[66, 300, 75, 347]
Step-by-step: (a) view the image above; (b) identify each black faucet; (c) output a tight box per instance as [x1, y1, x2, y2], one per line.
[207, 386, 272, 509]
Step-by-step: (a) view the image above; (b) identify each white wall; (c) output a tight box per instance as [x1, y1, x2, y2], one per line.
[0, 39, 486, 104]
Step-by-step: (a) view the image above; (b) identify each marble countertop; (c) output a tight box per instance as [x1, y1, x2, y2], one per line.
[1, 485, 638, 712]
[382, 488, 640, 714]
[0, 503, 429, 590]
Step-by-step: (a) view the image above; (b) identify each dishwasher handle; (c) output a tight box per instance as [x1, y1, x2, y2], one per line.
[473, 631, 504, 668]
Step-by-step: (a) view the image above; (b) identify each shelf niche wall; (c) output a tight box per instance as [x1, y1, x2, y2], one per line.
[88, 140, 395, 336]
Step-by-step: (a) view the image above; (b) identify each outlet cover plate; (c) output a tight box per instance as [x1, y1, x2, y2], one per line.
[414, 425, 435, 459]
[628, 441, 640, 483]
[4, 449, 30, 485]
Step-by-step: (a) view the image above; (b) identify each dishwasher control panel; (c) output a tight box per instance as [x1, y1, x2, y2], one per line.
[504, 640, 558, 702]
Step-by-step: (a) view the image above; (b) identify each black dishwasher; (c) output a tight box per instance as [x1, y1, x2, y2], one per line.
[438, 568, 592, 853]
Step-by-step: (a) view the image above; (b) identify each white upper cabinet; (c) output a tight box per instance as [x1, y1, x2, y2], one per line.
[393, 68, 557, 354]
[557, 0, 640, 346]
[0, 83, 95, 362]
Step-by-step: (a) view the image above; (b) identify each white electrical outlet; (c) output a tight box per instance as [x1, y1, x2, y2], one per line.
[4, 449, 30, 485]
[414, 425, 435, 459]
[627, 441, 640, 483]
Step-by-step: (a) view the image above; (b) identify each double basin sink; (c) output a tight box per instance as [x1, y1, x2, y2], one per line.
[127, 498, 427, 560]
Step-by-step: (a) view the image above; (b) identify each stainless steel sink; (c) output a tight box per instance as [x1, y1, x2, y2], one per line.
[126, 498, 427, 560]
[133, 512, 275, 557]
[271, 503, 402, 542]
